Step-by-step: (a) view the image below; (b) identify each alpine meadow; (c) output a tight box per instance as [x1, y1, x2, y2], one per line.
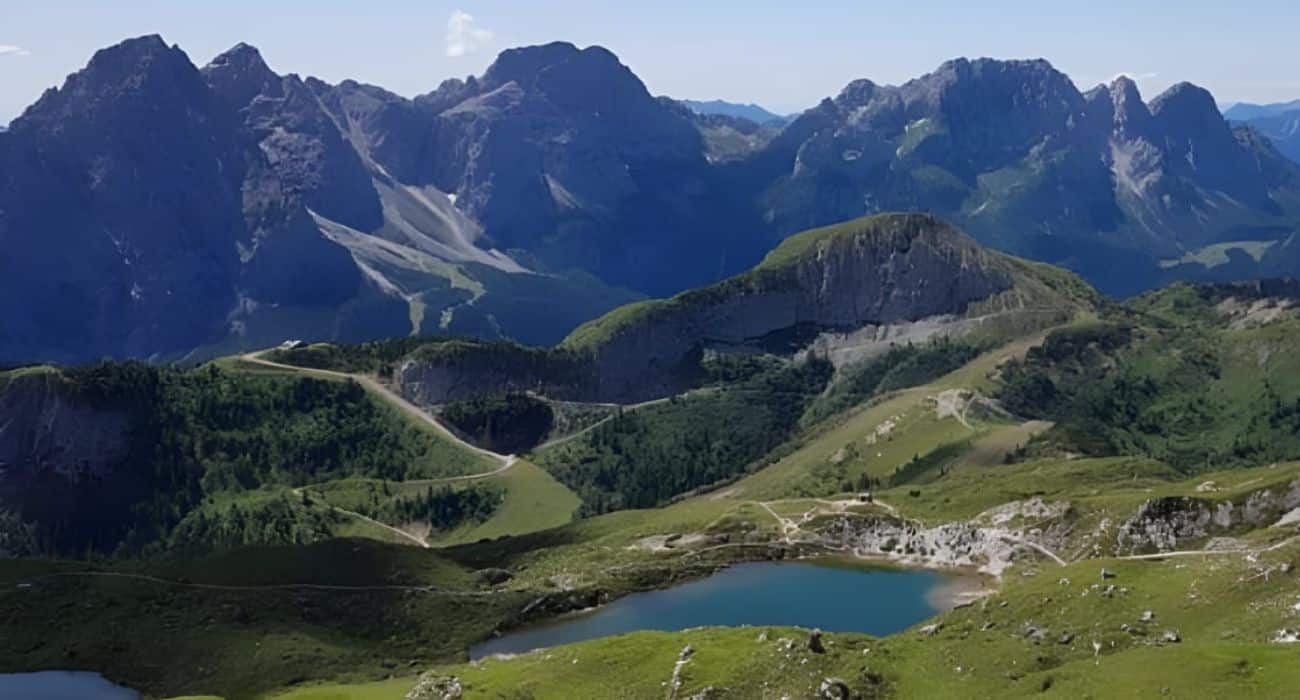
[5, 4, 1300, 699]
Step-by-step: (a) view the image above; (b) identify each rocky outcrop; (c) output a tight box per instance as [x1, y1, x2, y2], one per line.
[406, 673, 462, 700]
[821, 513, 1049, 577]
[1115, 481, 1300, 553]
[571, 214, 1014, 402]
[0, 371, 129, 482]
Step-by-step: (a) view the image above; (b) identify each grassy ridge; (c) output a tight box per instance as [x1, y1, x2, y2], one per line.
[1, 361, 497, 556]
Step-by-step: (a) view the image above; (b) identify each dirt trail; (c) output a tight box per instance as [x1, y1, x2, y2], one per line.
[292, 487, 431, 549]
[240, 351, 514, 470]
[240, 350, 521, 548]
[534, 388, 718, 451]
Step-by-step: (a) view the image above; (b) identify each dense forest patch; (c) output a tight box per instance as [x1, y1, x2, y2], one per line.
[534, 358, 833, 514]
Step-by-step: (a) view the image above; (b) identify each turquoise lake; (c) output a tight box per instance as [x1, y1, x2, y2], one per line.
[0, 670, 139, 700]
[471, 560, 956, 659]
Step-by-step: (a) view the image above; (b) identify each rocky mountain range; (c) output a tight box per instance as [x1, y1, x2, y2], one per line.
[3, 36, 1299, 364]
[751, 63, 1300, 294]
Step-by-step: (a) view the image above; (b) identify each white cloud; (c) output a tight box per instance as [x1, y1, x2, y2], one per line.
[445, 10, 493, 58]
[0, 45, 30, 57]
[1111, 71, 1158, 82]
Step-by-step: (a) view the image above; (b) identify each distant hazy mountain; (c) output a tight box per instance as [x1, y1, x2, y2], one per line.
[4, 37, 1300, 364]
[1224, 99, 1300, 121]
[1241, 110, 1300, 163]
[1225, 101, 1300, 165]
[679, 98, 789, 124]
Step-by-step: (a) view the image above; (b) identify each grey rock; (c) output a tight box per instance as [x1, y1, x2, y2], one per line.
[406, 672, 462, 700]
[818, 677, 851, 700]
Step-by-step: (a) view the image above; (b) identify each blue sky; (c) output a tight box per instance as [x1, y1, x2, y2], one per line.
[3, 1, 1300, 123]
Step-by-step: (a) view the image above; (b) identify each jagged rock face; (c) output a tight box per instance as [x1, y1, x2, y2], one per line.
[400, 42, 752, 294]
[0, 36, 368, 363]
[0, 36, 246, 362]
[204, 44, 383, 233]
[0, 373, 129, 486]
[1, 36, 646, 364]
[1116, 482, 1300, 553]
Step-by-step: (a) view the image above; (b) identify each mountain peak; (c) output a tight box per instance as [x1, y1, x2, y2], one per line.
[12, 34, 202, 130]
[92, 33, 169, 60]
[1107, 75, 1151, 134]
[1150, 82, 1218, 117]
[481, 41, 583, 88]
[208, 42, 271, 72]
[203, 41, 279, 108]
[835, 78, 880, 107]
[903, 56, 1079, 108]
[1109, 74, 1140, 97]
[81, 33, 186, 78]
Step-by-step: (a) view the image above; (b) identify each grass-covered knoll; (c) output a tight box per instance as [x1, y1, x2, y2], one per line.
[321, 480, 502, 534]
[2, 362, 495, 557]
[264, 337, 592, 391]
[428, 461, 581, 546]
[879, 455, 1183, 525]
[998, 294, 1300, 471]
[733, 385, 975, 500]
[263, 337, 449, 375]
[296, 460, 578, 549]
[532, 358, 833, 513]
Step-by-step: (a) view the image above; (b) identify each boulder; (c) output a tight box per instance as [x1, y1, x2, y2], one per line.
[475, 568, 513, 586]
[818, 677, 851, 700]
[406, 673, 463, 700]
